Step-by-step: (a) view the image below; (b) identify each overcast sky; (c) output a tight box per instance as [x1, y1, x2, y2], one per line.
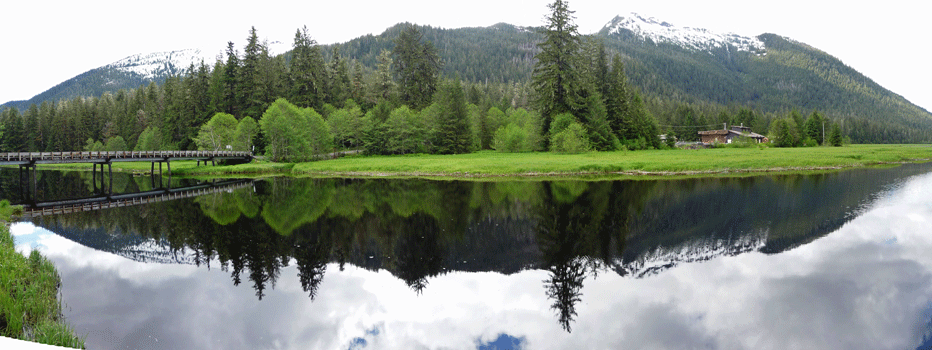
[2, 0, 929, 112]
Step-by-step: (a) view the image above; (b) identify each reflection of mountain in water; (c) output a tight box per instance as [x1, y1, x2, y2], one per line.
[620, 228, 768, 278]
[17, 163, 932, 330]
[44, 224, 199, 265]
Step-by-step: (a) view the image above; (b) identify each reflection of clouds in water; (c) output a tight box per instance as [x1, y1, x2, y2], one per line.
[18, 171, 932, 349]
[29, 225, 562, 349]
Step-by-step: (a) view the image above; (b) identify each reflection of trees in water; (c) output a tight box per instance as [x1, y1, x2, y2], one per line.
[535, 181, 645, 332]
[392, 214, 445, 294]
[293, 228, 333, 300]
[544, 259, 585, 333]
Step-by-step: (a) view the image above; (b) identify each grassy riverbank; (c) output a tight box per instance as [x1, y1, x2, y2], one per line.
[0, 201, 84, 348]
[13, 144, 931, 179]
[172, 144, 931, 178]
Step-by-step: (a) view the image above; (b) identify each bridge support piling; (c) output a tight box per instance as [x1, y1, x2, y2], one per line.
[19, 164, 37, 202]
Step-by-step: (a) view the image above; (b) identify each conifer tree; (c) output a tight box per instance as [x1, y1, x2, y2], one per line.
[222, 42, 240, 116]
[532, 0, 585, 139]
[434, 79, 472, 154]
[328, 47, 351, 106]
[240, 27, 266, 118]
[24, 103, 40, 151]
[804, 110, 825, 144]
[0, 107, 25, 151]
[829, 122, 843, 146]
[351, 61, 367, 105]
[393, 24, 442, 110]
[372, 49, 396, 103]
[290, 26, 327, 109]
[605, 54, 631, 140]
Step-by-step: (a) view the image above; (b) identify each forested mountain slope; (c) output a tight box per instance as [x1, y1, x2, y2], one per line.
[4, 14, 930, 143]
[1, 49, 216, 111]
[598, 14, 932, 142]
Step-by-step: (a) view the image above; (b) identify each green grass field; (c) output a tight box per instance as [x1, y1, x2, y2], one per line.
[15, 144, 932, 179]
[289, 144, 932, 177]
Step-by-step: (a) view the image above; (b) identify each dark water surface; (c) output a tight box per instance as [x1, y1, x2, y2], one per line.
[5, 164, 932, 349]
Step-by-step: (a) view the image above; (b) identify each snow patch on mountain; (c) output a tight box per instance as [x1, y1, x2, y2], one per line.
[620, 229, 768, 278]
[107, 49, 218, 79]
[605, 13, 765, 54]
[118, 238, 200, 265]
[107, 41, 289, 80]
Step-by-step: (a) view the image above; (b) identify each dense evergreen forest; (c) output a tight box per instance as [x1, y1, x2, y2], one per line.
[0, 0, 924, 156]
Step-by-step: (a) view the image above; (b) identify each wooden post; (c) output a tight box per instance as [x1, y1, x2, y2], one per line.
[108, 162, 112, 193]
[32, 165, 36, 200]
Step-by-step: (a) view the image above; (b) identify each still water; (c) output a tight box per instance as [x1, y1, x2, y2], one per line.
[4, 164, 932, 349]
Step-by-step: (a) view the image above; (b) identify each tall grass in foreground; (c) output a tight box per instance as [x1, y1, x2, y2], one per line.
[0, 200, 84, 348]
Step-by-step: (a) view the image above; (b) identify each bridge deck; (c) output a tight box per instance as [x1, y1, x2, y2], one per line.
[0, 151, 252, 166]
[19, 180, 253, 218]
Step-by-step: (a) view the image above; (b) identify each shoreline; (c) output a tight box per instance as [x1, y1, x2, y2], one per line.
[0, 202, 84, 348]
[7, 145, 931, 180]
[293, 163, 912, 179]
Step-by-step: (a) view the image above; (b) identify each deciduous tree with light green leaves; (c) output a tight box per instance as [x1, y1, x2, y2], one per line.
[234, 116, 258, 152]
[194, 112, 239, 151]
[260, 98, 332, 162]
[134, 126, 162, 151]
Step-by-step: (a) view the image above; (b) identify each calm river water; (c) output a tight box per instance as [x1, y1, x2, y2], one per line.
[4, 164, 932, 350]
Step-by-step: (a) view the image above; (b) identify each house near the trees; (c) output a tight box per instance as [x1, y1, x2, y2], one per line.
[698, 124, 768, 144]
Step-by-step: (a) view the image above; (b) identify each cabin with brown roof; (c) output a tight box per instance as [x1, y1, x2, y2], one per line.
[698, 125, 768, 144]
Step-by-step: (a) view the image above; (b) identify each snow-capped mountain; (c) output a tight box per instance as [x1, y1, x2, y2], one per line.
[604, 12, 765, 54]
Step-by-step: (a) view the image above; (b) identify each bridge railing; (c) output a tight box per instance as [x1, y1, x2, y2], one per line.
[2, 151, 252, 162]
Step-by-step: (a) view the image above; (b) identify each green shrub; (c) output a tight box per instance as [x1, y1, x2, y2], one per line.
[492, 123, 528, 152]
[550, 122, 591, 154]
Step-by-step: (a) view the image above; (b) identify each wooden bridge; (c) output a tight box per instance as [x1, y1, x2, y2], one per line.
[0, 150, 252, 166]
[19, 179, 254, 218]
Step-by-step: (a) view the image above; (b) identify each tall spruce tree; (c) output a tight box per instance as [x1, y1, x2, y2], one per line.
[24, 103, 40, 151]
[804, 110, 826, 144]
[392, 24, 442, 110]
[328, 46, 351, 106]
[239, 27, 266, 118]
[434, 79, 472, 154]
[373, 49, 396, 103]
[290, 26, 328, 110]
[222, 42, 240, 117]
[605, 54, 631, 140]
[532, 0, 585, 141]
